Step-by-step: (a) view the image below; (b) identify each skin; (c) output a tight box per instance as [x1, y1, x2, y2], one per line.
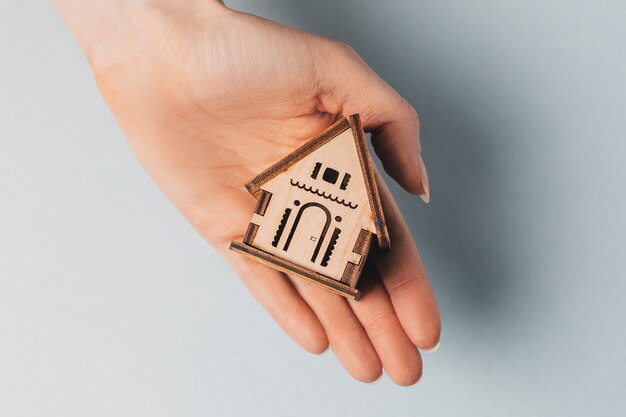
[52, 0, 441, 385]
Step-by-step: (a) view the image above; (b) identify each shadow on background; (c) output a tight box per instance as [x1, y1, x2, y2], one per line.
[267, 0, 526, 327]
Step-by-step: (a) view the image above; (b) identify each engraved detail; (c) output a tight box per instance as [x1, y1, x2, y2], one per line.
[272, 208, 291, 247]
[340, 173, 351, 190]
[322, 167, 339, 184]
[321, 228, 341, 267]
[289, 179, 358, 209]
[282, 202, 331, 263]
[311, 162, 322, 179]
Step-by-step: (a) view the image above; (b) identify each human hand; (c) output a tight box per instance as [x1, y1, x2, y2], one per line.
[54, 0, 440, 385]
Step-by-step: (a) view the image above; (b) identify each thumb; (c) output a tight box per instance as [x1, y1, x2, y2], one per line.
[317, 42, 429, 202]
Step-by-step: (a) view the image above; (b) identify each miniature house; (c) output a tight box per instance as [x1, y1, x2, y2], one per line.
[230, 114, 390, 300]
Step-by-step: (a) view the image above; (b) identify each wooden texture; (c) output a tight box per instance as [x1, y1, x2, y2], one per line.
[254, 190, 271, 216]
[245, 118, 351, 198]
[230, 114, 389, 299]
[230, 241, 361, 300]
[348, 114, 390, 250]
[243, 222, 259, 246]
[244, 114, 389, 249]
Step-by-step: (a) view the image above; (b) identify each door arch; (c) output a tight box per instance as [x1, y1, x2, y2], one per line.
[283, 202, 331, 263]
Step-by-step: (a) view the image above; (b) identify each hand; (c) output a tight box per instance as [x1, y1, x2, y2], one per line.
[57, 0, 440, 385]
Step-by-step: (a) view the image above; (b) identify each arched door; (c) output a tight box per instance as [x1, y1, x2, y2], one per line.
[283, 202, 331, 264]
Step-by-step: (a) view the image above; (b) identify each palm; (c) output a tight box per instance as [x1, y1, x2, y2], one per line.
[93, 7, 439, 385]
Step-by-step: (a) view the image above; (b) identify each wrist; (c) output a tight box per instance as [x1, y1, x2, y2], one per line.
[53, 0, 228, 71]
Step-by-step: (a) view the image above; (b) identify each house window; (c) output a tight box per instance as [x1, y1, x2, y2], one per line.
[340, 173, 351, 190]
[322, 167, 339, 184]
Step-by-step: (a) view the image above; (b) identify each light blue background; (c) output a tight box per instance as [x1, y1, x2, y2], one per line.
[1, 1, 625, 416]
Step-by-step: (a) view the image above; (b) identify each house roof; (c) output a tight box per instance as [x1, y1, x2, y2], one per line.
[245, 114, 390, 251]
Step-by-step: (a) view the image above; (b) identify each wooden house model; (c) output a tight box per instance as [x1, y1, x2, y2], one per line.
[230, 114, 390, 300]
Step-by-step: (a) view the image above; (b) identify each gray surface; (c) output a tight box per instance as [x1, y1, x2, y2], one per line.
[1, 0, 625, 416]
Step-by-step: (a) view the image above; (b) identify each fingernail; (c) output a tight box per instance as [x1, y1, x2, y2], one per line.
[422, 341, 440, 353]
[418, 155, 430, 204]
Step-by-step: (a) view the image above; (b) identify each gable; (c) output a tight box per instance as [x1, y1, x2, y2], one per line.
[260, 128, 371, 224]
[246, 114, 390, 250]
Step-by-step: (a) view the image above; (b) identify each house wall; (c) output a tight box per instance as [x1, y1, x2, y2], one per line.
[249, 128, 376, 281]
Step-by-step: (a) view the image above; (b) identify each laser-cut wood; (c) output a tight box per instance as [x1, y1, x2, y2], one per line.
[229, 114, 390, 299]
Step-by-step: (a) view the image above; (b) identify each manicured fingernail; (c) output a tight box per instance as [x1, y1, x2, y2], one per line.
[422, 341, 440, 353]
[418, 155, 430, 203]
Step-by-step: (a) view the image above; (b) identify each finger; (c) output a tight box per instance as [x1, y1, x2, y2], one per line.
[289, 277, 382, 383]
[373, 175, 441, 350]
[317, 41, 428, 198]
[349, 267, 423, 386]
[221, 247, 329, 354]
